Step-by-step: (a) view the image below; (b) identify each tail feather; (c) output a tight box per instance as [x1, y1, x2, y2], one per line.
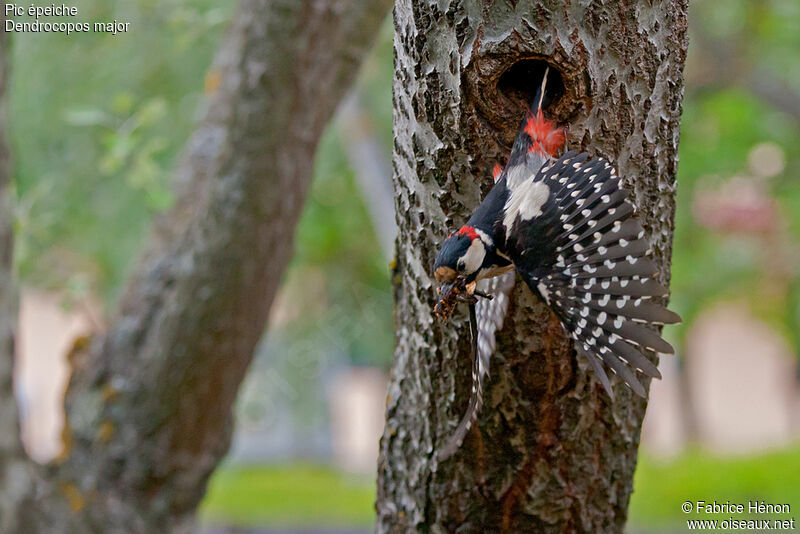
[437, 272, 515, 461]
[438, 302, 482, 461]
[507, 67, 566, 163]
[534, 66, 549, 113]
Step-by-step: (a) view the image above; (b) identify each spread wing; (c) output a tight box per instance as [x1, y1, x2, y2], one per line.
[503, 151, 680, 398]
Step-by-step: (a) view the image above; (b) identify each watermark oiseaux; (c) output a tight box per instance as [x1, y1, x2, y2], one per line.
[682, 500, 796, 531]
[5, 3, 131, 35]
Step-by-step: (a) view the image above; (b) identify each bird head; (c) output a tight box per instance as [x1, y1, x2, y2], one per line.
[433, 225, 486, 288]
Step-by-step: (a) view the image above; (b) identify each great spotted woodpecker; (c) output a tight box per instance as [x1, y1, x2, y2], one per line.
[433, 68, 680, 459]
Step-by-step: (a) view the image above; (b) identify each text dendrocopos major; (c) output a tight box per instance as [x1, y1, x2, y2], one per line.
[432, 67, 681, 460]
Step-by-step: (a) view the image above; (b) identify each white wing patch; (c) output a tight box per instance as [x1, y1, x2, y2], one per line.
[505, 163, 528, 190]
[503, 180, 550, 238]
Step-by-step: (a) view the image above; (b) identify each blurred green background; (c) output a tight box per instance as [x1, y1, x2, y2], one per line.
[7, 0, 800, 531]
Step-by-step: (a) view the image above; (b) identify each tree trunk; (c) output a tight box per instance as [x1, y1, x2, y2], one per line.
[0, 1, 389, 532]
[377, 1, 687, 532]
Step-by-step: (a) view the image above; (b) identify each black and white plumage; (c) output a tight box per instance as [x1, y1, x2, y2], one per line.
[507, 151, 680, 399]
[432, 68, 680, 459]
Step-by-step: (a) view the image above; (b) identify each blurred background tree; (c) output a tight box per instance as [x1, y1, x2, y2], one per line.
[5, 0, 800, 532]
[3, 0, 392, 531]
[670, 0, 800, 351]
[12, 1, 233, 302]
[10, 0, 395, 465]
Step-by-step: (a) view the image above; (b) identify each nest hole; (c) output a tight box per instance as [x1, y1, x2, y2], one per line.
[497, 59, 565, 111]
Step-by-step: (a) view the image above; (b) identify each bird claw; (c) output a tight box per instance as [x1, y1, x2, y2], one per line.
[456, 293, 477, 304]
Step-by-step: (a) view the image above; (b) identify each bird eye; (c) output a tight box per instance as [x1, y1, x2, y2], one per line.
[457, 260, 466, 272]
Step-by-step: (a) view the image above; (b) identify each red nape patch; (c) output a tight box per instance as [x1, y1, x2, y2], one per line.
[457, 225, 479, 240]
[524, 112, 566, 157]
[492, 163, 503, 182]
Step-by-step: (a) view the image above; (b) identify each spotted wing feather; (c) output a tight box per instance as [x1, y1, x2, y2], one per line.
[504, 152, 680, 397]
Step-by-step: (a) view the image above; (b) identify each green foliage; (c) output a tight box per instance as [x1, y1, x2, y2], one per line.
[199, 449, 800, 530]
[9, 2, 396, 366]
[288, 119, 394, 367]
[669, 3, 800, 350]
[9, 0, 231, 303]
[200, 463, 375, 528]
[629, 447, 800, 528]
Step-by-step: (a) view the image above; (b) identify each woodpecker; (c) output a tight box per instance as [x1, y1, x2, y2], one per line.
[433, 67, 680, 460]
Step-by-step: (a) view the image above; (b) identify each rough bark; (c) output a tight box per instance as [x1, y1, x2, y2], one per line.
[377, 1, 687, 533]
[0, 1, 389, 532]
